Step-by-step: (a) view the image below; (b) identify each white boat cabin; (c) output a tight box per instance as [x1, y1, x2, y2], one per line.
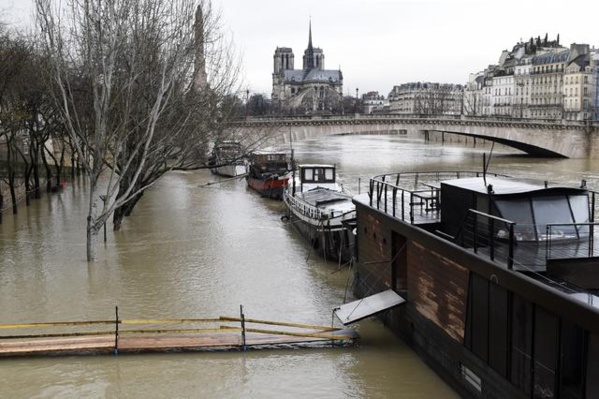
[297, 164, 339, 192]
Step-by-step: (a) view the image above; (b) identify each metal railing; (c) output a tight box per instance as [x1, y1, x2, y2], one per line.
[368, 171, 508, 221]
[546, 223, 599, 260]
[368, 171, 599, 270]
[284, 192, 325, 220]
[459, 210, 516, 270]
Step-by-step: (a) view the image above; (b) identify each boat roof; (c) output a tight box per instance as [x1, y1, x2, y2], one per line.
[299, 164, 335, 169]
[251, 150, 287, 155]
[442, 176, 586, 196]
[298, 188, 354, 212]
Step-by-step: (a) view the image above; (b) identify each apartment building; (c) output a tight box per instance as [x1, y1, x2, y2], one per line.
[388, 82, 464, 116]
[465, 37, 598, 121]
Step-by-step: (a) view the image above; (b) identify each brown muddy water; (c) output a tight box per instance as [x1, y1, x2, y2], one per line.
[1, 134, 597, 398]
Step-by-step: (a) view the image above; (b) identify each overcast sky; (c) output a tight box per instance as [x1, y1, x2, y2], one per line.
[3, 0, 598, 98]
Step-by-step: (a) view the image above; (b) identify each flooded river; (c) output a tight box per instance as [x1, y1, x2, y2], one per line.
[1, 134, 597, 398]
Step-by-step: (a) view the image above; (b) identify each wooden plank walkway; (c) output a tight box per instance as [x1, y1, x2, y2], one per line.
[0, 316, 358, 358]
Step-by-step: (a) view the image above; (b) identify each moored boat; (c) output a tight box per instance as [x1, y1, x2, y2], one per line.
[351, 170, 599, 398]
[245, 151, 291, 199]
[283, 164, 356, 263]
[208, 141, 246, 177]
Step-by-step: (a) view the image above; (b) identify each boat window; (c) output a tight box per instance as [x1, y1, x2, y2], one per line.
[304, 168, 314, 181]
[495, 199, 536, 241]
[570, 194, 590, 237]
[313, 168, 324, 181]
[532, 196, 576, 239]
[570, 195, 590, 223]
[325, 168, 334, 180]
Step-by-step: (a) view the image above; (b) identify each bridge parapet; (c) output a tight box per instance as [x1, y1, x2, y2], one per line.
[228, 115, 599, 158]
[235, 114, 599, 131]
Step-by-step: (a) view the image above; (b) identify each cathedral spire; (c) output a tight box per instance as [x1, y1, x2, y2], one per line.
[308, 19, 313, 51]
[305, 19, 315, 70]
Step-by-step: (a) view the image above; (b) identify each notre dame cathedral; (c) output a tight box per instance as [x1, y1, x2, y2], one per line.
[271, 22, 343, 114]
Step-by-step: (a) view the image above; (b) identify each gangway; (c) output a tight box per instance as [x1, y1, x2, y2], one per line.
[0, 309, 358, 358]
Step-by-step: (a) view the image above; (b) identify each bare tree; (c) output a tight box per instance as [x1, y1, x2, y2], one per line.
[35, 0, 241, 261]
[0, 28, 37, 213]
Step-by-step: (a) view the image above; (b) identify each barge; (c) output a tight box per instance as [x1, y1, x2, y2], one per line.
[208, 141, 246, 177]
[283, 164, 356, 263]
[352, 170, 599, 398]
[245, 151, 291, 199]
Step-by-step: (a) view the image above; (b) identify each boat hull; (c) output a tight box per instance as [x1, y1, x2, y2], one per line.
[283, 190, 355, 263]
[246, 175, 290, 199]
[353, 182, 599, 399]
[210, 164, 246, 178]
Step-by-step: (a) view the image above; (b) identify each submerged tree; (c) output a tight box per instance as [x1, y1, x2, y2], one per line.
[35, 0, 241, 261]
[0, 28, 38, 214]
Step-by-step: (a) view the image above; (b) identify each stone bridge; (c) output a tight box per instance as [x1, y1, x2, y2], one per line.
[231, 115, 599, 158]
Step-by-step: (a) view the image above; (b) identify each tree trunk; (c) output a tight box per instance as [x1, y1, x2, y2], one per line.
[24, 164, 31, 206]
[86, 215, 100, 261]
[7, 146, 18, 214]
[113, 192, 144, 231]
[9, 169, 17, 214]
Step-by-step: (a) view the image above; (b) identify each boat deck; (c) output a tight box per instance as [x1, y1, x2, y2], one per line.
[358, 191, 599, 273]
[364, 191, 441, 226]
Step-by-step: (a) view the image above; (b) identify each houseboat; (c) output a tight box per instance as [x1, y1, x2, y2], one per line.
[283, 164, 356, 263]
[245, 151, 291, 199]
[208, 141, 246, 177]
[350, 170, 599, 398]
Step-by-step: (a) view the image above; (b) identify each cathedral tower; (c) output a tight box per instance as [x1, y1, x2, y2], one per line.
[274, 47, 294, 75]
[271, 20, 342, 109]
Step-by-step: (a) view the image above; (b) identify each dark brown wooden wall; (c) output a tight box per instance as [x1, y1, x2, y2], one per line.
[357, 207, 469, 343]
[408, 241, 469, 342]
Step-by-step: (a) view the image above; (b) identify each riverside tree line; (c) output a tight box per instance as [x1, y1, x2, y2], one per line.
[0, 0, 254, 261]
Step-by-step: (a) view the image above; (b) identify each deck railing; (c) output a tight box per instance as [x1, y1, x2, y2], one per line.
[368, 171, 507, 221]
[459, 213, 599, 270]
[284, 192, 325, 220]
[460, 210, 516, 270]
[368, 171, 599, 270]
[546, 223, 599, 260]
